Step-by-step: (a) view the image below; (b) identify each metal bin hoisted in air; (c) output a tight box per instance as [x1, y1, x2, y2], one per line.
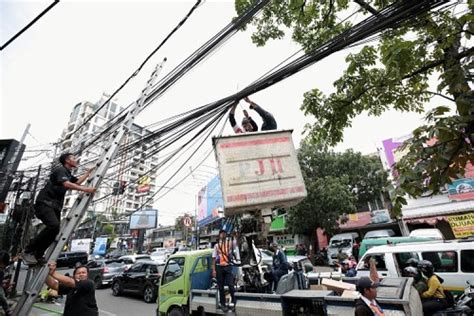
[213, 130, 307, 216]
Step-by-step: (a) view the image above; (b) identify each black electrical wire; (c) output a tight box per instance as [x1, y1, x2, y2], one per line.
[1, 1, 59, 51]
[68, 0, 204, 138]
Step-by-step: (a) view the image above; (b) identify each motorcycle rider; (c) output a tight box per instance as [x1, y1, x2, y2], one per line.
[403, 266, 427, 295]
[418, 260, 449, 315]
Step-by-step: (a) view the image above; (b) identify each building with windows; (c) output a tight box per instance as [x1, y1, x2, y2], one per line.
[60, 93, 159, 220]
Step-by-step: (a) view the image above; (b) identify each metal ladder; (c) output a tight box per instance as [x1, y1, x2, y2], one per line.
[13, 60, 166, 316]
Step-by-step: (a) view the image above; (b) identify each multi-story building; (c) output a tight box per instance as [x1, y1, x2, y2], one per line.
[60, 93, 159, 220]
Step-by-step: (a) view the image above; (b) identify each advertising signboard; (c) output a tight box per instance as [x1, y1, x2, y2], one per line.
[129, 209, 157, 229]
[197, 176, 224, 227]
[448, 212, 474, 238]
[71, 239, 92, 254]
[93, 237, 108, 255]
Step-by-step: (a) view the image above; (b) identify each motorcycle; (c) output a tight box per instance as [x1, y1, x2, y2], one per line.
[434, 281, 474, 316]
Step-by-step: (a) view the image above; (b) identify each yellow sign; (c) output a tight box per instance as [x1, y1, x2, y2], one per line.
[447, 212, 474, 238]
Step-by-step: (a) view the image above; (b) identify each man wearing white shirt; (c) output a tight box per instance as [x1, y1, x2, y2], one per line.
[355, 277, 385, 316]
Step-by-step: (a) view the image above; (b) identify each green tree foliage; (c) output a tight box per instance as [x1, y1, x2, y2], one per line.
[287, 140, 388, 236]
[235, 1, 473, 215]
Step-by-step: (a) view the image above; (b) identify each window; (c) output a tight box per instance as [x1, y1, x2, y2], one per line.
[461, 250, 474, 273]
[359, 254, 387, 271]
[193, 256, 211, 273]
[422, 251, 457, 272]
[394, 252, 419, 271]
[162, 257, 185, 285]
[129, 263, 143, 273]
[86, 261, 98, 268]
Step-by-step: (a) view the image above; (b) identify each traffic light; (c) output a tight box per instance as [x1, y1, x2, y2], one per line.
[119, 180, 126, 194]
[112, 182, 119, 195]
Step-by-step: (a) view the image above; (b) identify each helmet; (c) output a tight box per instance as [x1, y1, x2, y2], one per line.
[418, 260, 434, 277]
[406, 258, 419, 268]
[403, 266, 421, 281]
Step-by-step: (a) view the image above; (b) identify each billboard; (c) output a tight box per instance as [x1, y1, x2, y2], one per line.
[447, 212, 474, 238]
[137, 175, 151, 193]
[197, 176, 224, 227]
[93, 237, 108, 255]
[71, 239, 92, 254]
[129, 209, 157, 229]
[381, 134, 411, 178]
[448, 178, 474, 201]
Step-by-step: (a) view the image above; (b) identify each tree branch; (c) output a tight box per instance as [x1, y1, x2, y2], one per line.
[425, 91, 456, 102]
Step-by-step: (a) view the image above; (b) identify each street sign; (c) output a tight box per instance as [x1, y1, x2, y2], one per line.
[183, 216, 192, 227]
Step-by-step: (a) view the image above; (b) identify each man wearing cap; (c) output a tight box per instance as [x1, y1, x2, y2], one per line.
[212, 229, 236, 312]
[355, 277, 385, 316]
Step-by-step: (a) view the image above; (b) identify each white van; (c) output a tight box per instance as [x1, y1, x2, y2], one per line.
[356, 239, 474, 292]
[327, 232, 359, 265]
[409, 228, 444, 240]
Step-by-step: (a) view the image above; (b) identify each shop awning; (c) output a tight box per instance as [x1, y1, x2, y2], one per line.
[403, 195, 474, 219]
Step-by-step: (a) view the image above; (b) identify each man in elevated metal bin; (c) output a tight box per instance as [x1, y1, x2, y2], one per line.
[21, 153, 96, 265]
[228, 97, 277, 134]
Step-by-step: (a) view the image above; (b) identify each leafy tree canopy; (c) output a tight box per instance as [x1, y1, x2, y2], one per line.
[236, 1, 473, 215]
[287, 140, 388, 236]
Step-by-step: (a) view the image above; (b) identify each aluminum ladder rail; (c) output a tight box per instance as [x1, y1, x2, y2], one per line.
[13, 60, 166, 316]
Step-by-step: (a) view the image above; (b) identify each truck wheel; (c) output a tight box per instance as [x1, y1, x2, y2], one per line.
[143, 285, 156, 303]
[168, 307, 184, 316]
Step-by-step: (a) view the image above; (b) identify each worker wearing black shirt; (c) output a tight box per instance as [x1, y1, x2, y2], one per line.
[243, 97, 277, 131]
[46, 262, 99, 316]
[21, 153, 96, 265]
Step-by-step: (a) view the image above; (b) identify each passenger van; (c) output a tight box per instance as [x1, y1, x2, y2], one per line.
[327, 232, 359, 265]
[359, 236, 432, 258]
[356, 239, 474, 293]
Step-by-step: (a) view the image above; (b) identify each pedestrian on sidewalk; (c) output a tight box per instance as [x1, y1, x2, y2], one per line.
[46, 262, 98, 316]
[21, 153, 96, 265]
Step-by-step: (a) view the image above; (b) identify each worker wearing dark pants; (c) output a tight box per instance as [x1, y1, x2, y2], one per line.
[22, 153, 96, 265]
[269, 242, 288, 292]
[212, 230, 235, 312]
[25, 201, 61, 261]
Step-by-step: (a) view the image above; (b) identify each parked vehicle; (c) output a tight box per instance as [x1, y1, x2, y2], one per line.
[150, 248, 168, 264]
[56, 251, 88, 268]
[359, 236, 432, 258]
[105, 249, 128, 259]
[409, 228, 444, 240]
[119, 254, 151, 270]
[327, 232, 359, 265]
[112, 260, 164, 303]
[257, 248, 274, 268]
[357, 239, 474, 293]
[363, 229, 395, 239]
[87, 259, 126, 289]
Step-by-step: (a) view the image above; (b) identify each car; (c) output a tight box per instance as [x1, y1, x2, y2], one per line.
[118, 254, 152, 270]
[56, 251, 88, 268]
[105, 249, 128, 259]
[150, 249, 168, 264]
[363, 229, 396, 239]
[111, 260, 165, 303]
[87, 259, 126, 289]
[257, 248, 274, 268]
